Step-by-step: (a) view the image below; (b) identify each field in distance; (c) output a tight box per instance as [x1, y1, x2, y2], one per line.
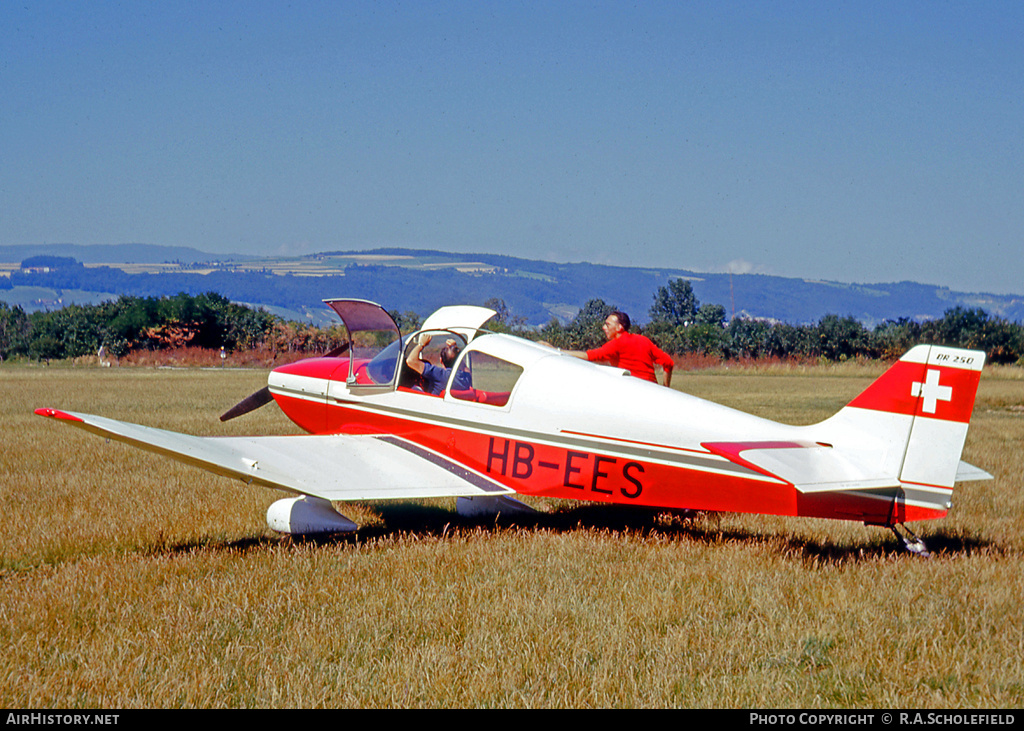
[2, 363, 1023, 708]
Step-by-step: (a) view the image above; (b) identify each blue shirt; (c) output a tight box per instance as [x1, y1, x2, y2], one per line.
[421, 363, 470, 395]
[421, 362, 451, 395]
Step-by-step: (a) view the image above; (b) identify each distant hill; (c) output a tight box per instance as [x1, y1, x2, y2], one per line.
[0, 243, 239, 265]
[341, 248, 1024, 326]
[2, 244, 1022, 326]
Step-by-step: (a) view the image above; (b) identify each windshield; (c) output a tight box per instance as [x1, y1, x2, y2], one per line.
[364, 336, 404, 384]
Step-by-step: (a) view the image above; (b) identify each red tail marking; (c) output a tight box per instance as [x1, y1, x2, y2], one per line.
[846, 362, 980, 423]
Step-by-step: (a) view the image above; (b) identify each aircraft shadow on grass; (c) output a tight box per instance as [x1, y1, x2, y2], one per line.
[183, 501, 1000, 564]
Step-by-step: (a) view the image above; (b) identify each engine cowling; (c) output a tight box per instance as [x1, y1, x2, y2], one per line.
[268, 357, 348, 434]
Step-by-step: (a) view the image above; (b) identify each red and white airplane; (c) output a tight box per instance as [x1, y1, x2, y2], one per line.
[35, 299, 991, 554]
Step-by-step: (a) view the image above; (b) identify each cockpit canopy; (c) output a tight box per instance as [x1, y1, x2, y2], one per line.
[323, 299, 499, 388]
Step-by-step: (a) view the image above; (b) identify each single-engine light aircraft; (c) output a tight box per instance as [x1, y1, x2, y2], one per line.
[36, 299, 992, 554]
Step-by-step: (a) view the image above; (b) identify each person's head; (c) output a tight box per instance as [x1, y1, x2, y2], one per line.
[603, 311, 630, 340]
[440, 339, 461, 368]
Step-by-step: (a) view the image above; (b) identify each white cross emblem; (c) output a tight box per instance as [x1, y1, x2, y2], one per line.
[911, 369, 953, 414]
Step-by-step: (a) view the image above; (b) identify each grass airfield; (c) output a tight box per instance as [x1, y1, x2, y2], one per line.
[2, 363, 1022, 708]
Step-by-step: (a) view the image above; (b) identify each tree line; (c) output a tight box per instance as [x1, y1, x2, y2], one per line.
[0, 293, 279, 361]
[2, 283, 1023, 365]
[533, 281, 1024, 365]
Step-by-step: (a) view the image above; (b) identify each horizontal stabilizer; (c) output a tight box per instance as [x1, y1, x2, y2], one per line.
[34, 408, 514, 502]
[956, 460, 993, 482]
[703, 440, 900, 493]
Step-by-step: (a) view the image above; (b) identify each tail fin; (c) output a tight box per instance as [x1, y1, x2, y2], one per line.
[695, 344, 986, 525]
[836, 344, 985, 489]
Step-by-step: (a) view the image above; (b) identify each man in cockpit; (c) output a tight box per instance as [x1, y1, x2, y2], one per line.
[405, 333, 463, 395]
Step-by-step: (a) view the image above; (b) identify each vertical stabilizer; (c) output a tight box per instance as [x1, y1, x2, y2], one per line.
[842, 345, 985, 489]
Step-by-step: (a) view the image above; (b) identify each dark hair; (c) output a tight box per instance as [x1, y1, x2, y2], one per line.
[610, 310, 631, 332]
[440, 342, 461, 368]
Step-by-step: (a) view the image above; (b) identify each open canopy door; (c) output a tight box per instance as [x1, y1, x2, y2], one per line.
[323, 299, 403, 385]
[420, 305, 497, 342]
[323, 298, 402, 335]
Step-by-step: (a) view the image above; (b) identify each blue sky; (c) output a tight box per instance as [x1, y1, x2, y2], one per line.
[3, 1, 1022, 294]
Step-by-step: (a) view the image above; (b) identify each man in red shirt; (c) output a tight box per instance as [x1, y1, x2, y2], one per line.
[569, 311, 674, 387]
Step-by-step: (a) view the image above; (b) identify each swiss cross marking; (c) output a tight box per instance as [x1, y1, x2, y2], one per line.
[911, 369, 953, 414]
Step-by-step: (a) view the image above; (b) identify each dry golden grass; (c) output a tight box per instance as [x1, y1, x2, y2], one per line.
[1, 361, 1022, 708]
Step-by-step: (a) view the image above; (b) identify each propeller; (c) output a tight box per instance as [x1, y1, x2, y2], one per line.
[220, 386, 274, 422]
[218, 341, 349, 422]
[324, 341, 350, 358]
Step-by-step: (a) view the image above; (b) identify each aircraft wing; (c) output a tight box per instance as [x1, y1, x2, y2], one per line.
[34, 408, 515, 501]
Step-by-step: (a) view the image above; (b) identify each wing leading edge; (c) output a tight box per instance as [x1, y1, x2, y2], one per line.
[34, 408, 514, 502]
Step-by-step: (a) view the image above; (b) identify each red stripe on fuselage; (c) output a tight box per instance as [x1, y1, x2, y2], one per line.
[559, 429, 715, 456]
[795, 489, 947, 525]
